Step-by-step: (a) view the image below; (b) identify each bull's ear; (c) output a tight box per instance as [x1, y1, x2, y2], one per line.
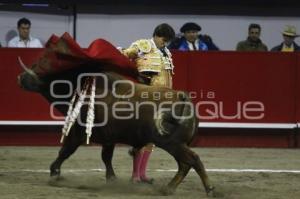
[18, 56, 36, 76]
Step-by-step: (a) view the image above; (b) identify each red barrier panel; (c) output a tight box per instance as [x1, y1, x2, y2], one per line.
[295, 53, 300, 147]
[172, 51, 189, 91]
[1, 49, 300, 147]
[0, 49, 298, 124]
[296, 54, 300, 122]
[0, 48, 62, 121]
[183, 51, 296, 123]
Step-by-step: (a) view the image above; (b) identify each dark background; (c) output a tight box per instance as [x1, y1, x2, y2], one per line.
[0, 0, 299, 16]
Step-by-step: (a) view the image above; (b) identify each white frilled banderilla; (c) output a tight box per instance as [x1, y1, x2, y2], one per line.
[61, 76, 96, 144]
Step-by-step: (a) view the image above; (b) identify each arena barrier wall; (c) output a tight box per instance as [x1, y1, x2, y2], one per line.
[0, 48, 299, 147]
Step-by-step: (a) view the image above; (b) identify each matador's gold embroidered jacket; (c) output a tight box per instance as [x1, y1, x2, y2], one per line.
[122, 39, 174, 88]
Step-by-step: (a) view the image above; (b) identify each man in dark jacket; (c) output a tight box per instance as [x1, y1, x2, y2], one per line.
[168, 22, 219, 51]
[236, 23, 268, 51]
[271, 25, 300, 52]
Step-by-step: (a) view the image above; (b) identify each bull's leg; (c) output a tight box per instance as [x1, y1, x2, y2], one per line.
[162, 144, 214, 196]
[180, 145, 215, 196]
[187, 148, 214, 196]
[101, 144, 116, 182]
[50, 128, 84, 177]
[161, 160, 191, 195]
[158, 144, 191, 195]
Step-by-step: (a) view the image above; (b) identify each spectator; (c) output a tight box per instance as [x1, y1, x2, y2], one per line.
[236, 23, 268, 51]
[121, 23, 175, 184]
[271, 25, 300, 52]
[8, 18, 43, 48]
[168, 22, 219, 51]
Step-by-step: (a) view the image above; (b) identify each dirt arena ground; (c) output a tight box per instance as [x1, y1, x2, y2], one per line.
[1, 146, 300, 199]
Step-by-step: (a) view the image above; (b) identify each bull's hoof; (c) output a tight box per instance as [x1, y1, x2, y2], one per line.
[106, 175, 117, 183]
[50, 168, 61, 177]
[206, 186, 220, 197]
[160, 185, 175, 195]
[50, 163, 61, 177]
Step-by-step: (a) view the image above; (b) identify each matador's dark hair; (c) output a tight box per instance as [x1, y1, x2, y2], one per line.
[153, 23, 175, 41]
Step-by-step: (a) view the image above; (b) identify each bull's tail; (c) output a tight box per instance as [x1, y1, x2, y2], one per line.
[178, 93, 198, 146]
[154, 92, 197, 144]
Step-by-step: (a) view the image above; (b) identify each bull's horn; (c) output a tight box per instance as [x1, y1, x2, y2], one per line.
[18, 56, 36, 76]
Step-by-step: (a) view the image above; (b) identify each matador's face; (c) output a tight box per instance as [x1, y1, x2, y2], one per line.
[153, 36, 169, 49]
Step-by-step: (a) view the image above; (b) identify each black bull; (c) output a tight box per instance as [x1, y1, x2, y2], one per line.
[17, 64, 215, 196]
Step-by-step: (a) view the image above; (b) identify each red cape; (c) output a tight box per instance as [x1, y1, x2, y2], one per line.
[32, 32, 138, 80]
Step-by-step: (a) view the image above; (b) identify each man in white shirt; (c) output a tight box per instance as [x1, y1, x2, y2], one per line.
[8, 18, 43, 48]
